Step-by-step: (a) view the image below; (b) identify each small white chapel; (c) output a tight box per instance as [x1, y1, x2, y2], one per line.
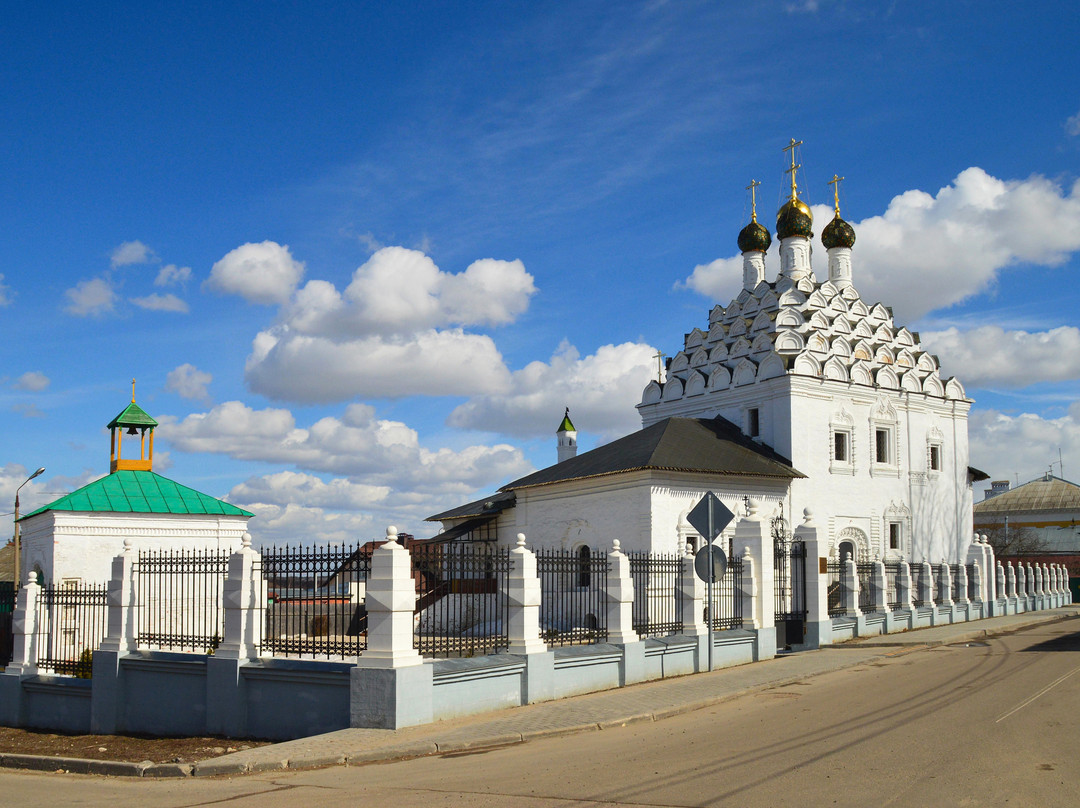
[431, 141, 981, 565]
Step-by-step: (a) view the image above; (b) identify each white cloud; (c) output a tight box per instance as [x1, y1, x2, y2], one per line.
[64, 277, 117, 316]
[157, 401, 532, 492]
[924, 326, 1080, 388]
[236, 502, 379, 547]
[448, 340, 657, 439]
[241, 246, 535, 402]
[0, 274, 10, 306]
[970, 406, 1080, 488]
[13, 371, 50, 392]
[205, 241, 305, 305]
[229, 471, 391, 511]
[110, 240, 157, 268]
[165, 363, 212, 402]
[1066, 110, 1080, 137]
[12, 403, 45, 418]
[154, 264, 192, 287]
[130, 293, 189, 313]
[681, 168, 1080, 323]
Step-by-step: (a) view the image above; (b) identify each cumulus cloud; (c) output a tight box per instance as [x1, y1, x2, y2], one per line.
[970, 406, 1080, 488]
[924, 326, 1080, 388]
[64, 277, 117, 316]
[110, 240, 157, 268]
[240, 247, 534, 402]
[130, 293, 189, 313]
[157, 401, 532, 492]
[682, 168, 1080, 322]
[234, 501, 379, 547]
[204, 241, 305, 304]
[154, 264, 192, 287]
[448, 340, 657, 439]
[13, 371, 49, 392]
[165, 363, 212, 402]
[229, 471, 391, 511]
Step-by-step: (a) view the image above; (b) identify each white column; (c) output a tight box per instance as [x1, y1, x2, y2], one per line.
[606, 540, 639, 645]
[871, 561, 887, 613]
[679, 551, 707, 636]
[938, 562, 954, 608]
[740, 549, 758, 630]
[506, 534, 546, 654]
[216, 533, 263, 660]
[843, 558, 860, 616]
[794, 508, 831, 646]
[981, 537, 997, 602]
[5, 571, 41, 675]
[357, 526, 424, 668]
[971, 560, 983, 604]
[734, 498, 774, 632]
[1006, 561, 1017, 599]
[918, 561, 933, 607]
[897, 561, 914, 611]
[955, 563, 969, 606]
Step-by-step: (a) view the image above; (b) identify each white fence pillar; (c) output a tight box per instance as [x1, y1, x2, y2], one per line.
[506, 534, 547, 654]
[740, 549, 758, 630]
[955, 563, 969, 606]
[843, 559, 860, 617]
[733, 499, 774, 652]
[216, 533, 263, 660]
[99, 539, 138, 655]
[938, 562, 954, 608]
[971, 560, 983, 604]
[679, 551, 707, 635]
[5, 571, 41, 675]
[897, 561, 914, 611]
[981, 537, 997, 602]
[351, 527, 432, 730]
[1006, 562, 1017, 599]
[918, 561, 933, 607]
[794, 508, 831, 647]
[606, 540, 639, 645]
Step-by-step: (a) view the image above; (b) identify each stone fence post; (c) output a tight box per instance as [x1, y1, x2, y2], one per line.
[971, 560, 983, 605]
[897, 561, 914, 611]
[918, 561, 933, 607]
[216, 533, 263, 660]
[351, 526, 432, 730]
[1006, 562, 1017, 599]
[955, 563, 969, 606]
[507, 534, 546, 654]
[91, 539, 139, 733]
[938, 562, 954, 608]
[843, 558, 860, 617]
[794, 508, 831, 647]
[679, 549, 707, 636]
[607, 540, 644, 684]
[4, 571, 41, 676]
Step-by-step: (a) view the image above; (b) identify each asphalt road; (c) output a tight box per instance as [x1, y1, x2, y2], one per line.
[3, 619, 1078, 807]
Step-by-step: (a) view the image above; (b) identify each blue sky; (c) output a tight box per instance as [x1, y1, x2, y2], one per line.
[3, 1, 1080, 544]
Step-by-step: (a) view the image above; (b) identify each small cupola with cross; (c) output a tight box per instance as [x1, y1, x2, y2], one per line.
[108, 380, 159, 473]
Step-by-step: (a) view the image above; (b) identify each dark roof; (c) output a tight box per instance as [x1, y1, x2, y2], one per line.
[427, 490, 516, 522]
[0, 542, 13, 583]
[968, 466, 991, 482]
[501, 416, 804, 492]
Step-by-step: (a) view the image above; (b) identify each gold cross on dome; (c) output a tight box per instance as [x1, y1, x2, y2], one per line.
[652, 350, 666, 383]
[782, 138, 803, 201]
[745, 179, 761, 222]
[828, 174, 845, 215]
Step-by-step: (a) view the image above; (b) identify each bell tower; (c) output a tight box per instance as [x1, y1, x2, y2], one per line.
[108, 380, 159, 473]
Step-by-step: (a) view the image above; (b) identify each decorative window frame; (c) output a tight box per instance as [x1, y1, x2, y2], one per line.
[829, 407, 856, 475]
[869, 398, 901, 478]
[746, 406, 761, 439]
[926, 426, 944, 479]
[883, 502, 911, 560]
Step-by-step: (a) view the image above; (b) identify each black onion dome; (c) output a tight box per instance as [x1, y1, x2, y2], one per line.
[821, 214, 856, 249]
[776, 198, 813, 240]
[737, 220, 771, 253]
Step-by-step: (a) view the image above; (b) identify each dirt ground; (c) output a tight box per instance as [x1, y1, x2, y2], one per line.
[0, 726, 269, 763]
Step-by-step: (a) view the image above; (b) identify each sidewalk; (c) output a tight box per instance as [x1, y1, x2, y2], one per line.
[4, 606, 1077, 778]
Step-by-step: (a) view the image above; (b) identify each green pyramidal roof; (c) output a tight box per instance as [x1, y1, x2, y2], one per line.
[21, 470, 253, 519]
[557, 410, 576, 434]
[108, 402, 158, 429]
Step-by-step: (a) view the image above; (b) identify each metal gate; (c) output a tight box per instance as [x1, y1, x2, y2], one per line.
[773, 517, 807, 648]
[0, 583, 14, 668]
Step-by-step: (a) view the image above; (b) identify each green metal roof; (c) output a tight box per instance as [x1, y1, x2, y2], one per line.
[557, 409, 576, 433]
[21, 470, 253, 519]
[107, 402, 159, 429]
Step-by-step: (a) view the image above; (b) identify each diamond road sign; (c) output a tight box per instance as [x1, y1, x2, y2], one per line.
[686, 492, 734, 543]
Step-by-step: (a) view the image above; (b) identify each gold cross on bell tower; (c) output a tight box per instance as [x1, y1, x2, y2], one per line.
[746, 179, 761, 222]
[782, 138, 803, 201]
[828, 174, 845, 215]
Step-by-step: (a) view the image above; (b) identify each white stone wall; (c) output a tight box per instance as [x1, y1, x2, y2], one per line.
[19, 510, 250, 585]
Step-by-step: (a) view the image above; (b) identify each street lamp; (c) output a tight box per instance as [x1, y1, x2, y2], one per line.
[13, 466, 45, 590]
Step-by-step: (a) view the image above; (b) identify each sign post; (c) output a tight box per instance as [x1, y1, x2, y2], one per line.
[687, 492, 735, 671]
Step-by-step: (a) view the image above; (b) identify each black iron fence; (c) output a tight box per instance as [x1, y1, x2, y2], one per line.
[259, 542, 372, 659]
[774, 542, 807, 624]
[628, 552, 683, 638]
[884, 563, 904, 610]
[536, 547, 609, 647]
[967, 563, 977, 601]
[856, 562, 874, 612]
[0, 583, 13, 668]
[136, 549, 228, 653]
[912, 565, 927, 607]
[707, 554, 743, 631]
[35, 582, 108, 676]
[950, 564, 965, 602]
[412, 541, 512, 658]
[827, 561, 846, 616]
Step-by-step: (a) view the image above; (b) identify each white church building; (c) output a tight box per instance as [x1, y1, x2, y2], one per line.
[432, 142, 980, 565]
[18, 393, 252, 586]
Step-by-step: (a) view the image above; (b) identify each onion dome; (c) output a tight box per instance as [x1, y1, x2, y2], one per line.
[738, 220, 771, 253]
[776, 197, 813, 240]
[822, 213, 856, 249]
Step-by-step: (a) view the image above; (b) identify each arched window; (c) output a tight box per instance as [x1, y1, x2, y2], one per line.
[577, 545, 591, 588]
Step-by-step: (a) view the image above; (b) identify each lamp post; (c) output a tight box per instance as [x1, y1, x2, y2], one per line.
[13, 466, 45, 590]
